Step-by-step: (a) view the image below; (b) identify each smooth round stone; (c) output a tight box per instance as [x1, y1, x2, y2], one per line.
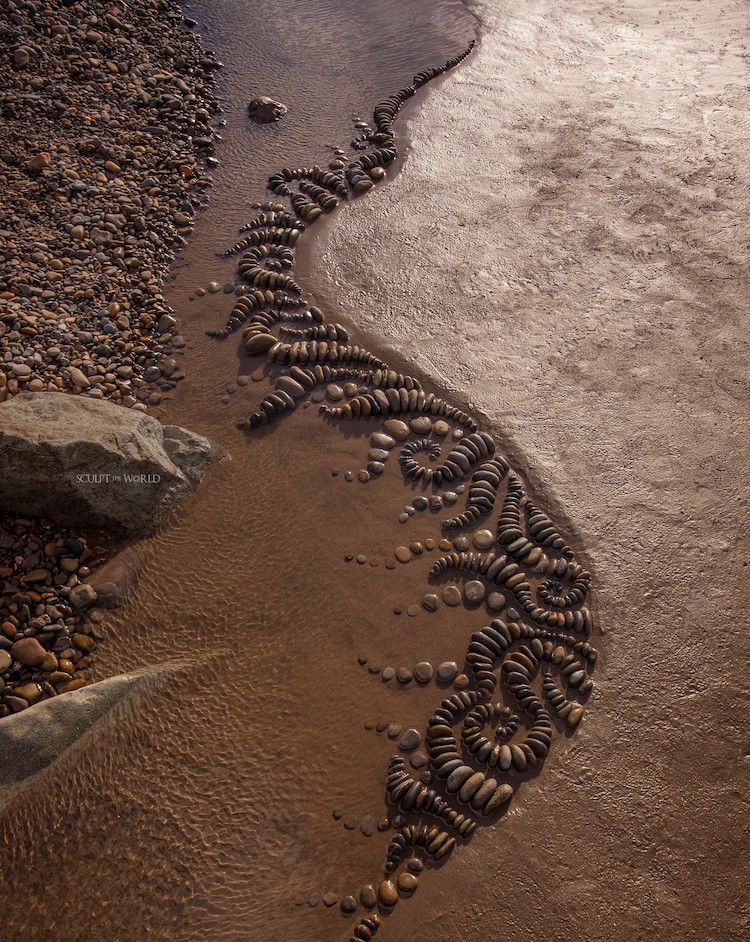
[455, 484, 465, 494]
[394, 545, 411, 564]
[360, 885, 377, 909]
[344, 816, 358, 830]
[397, 872, 418, 894]
[237, 375, 250, 386]
[367, 461, 386, 476]
[464, 580, 486, 604]
[345, 471, 354, 481]
[367, 664, 382, 675]
[473, 529, 495, 550]
[385, 559, 396, 569]
[486, 591, 507, 612]
[443, 491, 458, 505]
[0, 650, 12, 671]
[398, 728, 421, 750]
[371, 432, 396, 449]
[454, 673, 470, 690]
[369, 448, 390, 462]
[11, 637, 46, 667]
[358, 469, 370, 482]
[398, 513, 409, 523]
[421, 594, 439, 612]
[442, 585, 462, 606]
[431, 420, 450, 436]
[412, 496, 428, 511]
[368, 556, 380, 567]
[377, 880, 398, 907]
[407, 858, 424, 874]
[387, 722, 401, 739]
[452, 429, 464, 439]
[382, 667, 395, 682]
[207, 281, 221, 293]
[332, 467, 341, 477]
[332, 808, 343, 819]
[382, 418, 410, 440]
[453, 535, 470, 551]
[410, 751, 428, 769]
[429, 496, 443, 511]
[406, 605, 420, 617]
[439, 538, 452, 551]
[396, 667, 413, 684]
[343, 382, 359, 396]
[360, 816, 376, 836]
[436, 661, 459, 683]
[356, 554, 367, 564]
[308, 894, 321, 907]
[323, 892, 337, 907]
[311, 389, 326, 403]
[424, 538, 436, 550]
[409, 416, 432, 435]
[414, 662, 433, 684]
[409, 541, 424, 554]
[375, 722, 388, 733]
[16, 682, 42, 705]
[341, 896, 357, 914]
[326, 384, 343, 401]
[404, 505, 416, 516]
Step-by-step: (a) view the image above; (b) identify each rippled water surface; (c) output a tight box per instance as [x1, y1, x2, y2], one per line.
[0, 1, 507, 940]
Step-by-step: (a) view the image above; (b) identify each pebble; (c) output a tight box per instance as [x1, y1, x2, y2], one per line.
[442, 585, 462, 606]
[344, 816, 358, 830]
[409, 541, 424, 554]
[412, 496, 428, 511]
[486, 591, 507, 612]
[394, 546, 411, 564]
[406, 605, 420, 617]
[407, 858, 424, 874]
[396, 667, 413, 684]
[326, 384, 343, 401]
[382, 667, 395, 682]
[340, 896, 357, 914]
[377, 880, 398, 908]
[358, 469, 370, 482]
[409, 416, 432, 435]
[410, 751, 429, 769]
[414, 662, 433, 684]
[360, 816, 376, 836]
[308, 894, 321, 908]
[356, 554, 367, 564]
[454, 674, 470, 690]
[322, 892, 337, 907]
[10, 637, 46, 667]
[473, 529, 495, 550]
[387, 722, 401, 739]
[397, 873, 418, 895]
[443, 491, 458, 505]
[464, 580, 486, 604]
[360, 885, 377, 909]
[382, 419, 410, 440]
[398, 728, 421, 750]
[421, 594, 439, 612]
[429, 496, 443, 511]
[453, 535, 470, 551]
[436, 661, 459, 683]
[438, 538, 453, 551]
[371, 433, 396, 449]
[424, 538, 436, 550]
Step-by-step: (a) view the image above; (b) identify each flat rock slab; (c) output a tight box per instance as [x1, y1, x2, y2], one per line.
[0, 392, 225, 533]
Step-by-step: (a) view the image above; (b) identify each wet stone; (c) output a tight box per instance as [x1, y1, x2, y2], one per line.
[360, 885, 377, 909]
[367, 461, 385, 476]
[345, 471, 354, 482]
[432, 420, 451, 436]
[436, 661, 459, 683]
[397, 872, 418, 895]
[473, 529, 495, 550]
[439, 538, 453, 551]
[377, 880, 398, 908]
[424, 538, 436, 550]
[396, 667, 413, 684]
[410, 751, 429, 769]
[382, 667, 395, 682]
[464, 580, 486, 604]
[409, 416, 432, 435]
[413, 496, 428, 511]
[442, 585, 462, 606]
[407, 858, 424, 874]
[371, 433, 396, 449]
[358, 469, 371, 482]
[454, 674, 470, 690]
[398, 728, 421, 750]
[322, 892, 337, 907]
[414, 661, 433, 684]
[398, 513, 409, 524]
[429, 496, 443, 511]
[422, 594, 439, 612]
[360, 816, 376, 837]
[394, 546, 411, 564]
[454, 535, 470, 551]
[326, 384, 343, 401]
[369, 449, 390, 462]
[443, 491, 458, 505]
[409, 542, 424, 554]
[383, 418, 410, 440]
[341, 896, 357, 914]
[387, 723, 401, 739]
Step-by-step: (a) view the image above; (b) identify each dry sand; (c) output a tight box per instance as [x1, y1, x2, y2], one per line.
[303, 1, 750, 938]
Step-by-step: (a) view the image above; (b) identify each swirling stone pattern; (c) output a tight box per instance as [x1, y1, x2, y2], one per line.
[208, 41, 596, 941]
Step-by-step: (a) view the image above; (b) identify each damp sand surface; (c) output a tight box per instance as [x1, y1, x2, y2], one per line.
[303, 1, 750, 940]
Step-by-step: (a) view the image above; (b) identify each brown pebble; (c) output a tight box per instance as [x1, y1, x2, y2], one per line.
[358, 469, 370, 482]
[397, 872, 418, 895]
[414, 661, 433, 684]
[323, 892, 337, 907]
[424, 538, 436, 550]
[360, 816, 376, 836]
[360, 885, 377, 909]
[377, 880, 398, 908]
[406, 605, 420, 617]
[394, 546, 411, 564]
[396, 667, 413, 684]
[341, 896, 357, 914]
[368, 556, 381, 567]
[454, 674, 470, 690]
[344, 816, 358, 830]
[442, 585, 462, 606]
[439, 538, 452, 551]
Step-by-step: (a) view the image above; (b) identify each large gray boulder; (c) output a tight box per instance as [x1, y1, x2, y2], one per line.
[0, 392, 225, 533]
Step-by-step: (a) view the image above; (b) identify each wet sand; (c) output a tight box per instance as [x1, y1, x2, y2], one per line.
[304, 1, 750, 940]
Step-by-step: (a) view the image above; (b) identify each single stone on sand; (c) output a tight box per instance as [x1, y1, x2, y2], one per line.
[410, 751, 428, 769]
[358, 469, 370, 482]
[398, 728, 421, 750]
[436, 661, 459, 683]
[432, 420, 450, 436]
[326, 384, 343, 401]
[322, 892, 337, 907]
[453, 535, 470, 551]
[473, 528, 494, 549]
[308, 894, 320, 907]
[454, 673, 470, 690]
[382, 667, 395, 682]
[486, 591, 506, 612]
[356, 554, 367, 564]
[341, 896, 357, 913]
[360, 885, 377, 909]
[409, 416, 432, 435]
[412, 496, 428, 511]
[396, 667, 413, 684]
[377, 880, 398, 908]
[383, 418, 410, 440]
[332, 808, 343, 819]
[414, 662, 433, 684]
[394, 545, 411, 563]
[443, 491, 458, 505]
[409, 541, 424, 554]
[429, 496, 443, 511]
[425, 538, 436, 550]
[406, 604, 420, 617]
[439, 538, 452, 551]
[464, 580, 486, 604]
[442, 585, 462, 606]
[422, 594, 439, 612]
[360, 816, 376, 836]
[407, 858, 424, 874]
[371, 433, 396, 449]
[397, 872, 418, 895]
[387, 723, 401, 739]
[344, 816, 358, 830]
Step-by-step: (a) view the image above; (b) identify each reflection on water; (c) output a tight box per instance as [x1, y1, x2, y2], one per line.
[0, 1, 491, 940]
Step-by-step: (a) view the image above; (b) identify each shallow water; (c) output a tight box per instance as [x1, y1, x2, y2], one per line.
[0, 2, 600, 940]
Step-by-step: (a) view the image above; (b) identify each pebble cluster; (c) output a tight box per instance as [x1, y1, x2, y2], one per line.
[210, 38, 597, 941]
[0, 517, 109, 713]
[0, 0, 218, 408]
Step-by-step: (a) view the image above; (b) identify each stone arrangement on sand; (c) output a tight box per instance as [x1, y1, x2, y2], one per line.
[0, 0, 218, 407]
[207, 41, 597, 939]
